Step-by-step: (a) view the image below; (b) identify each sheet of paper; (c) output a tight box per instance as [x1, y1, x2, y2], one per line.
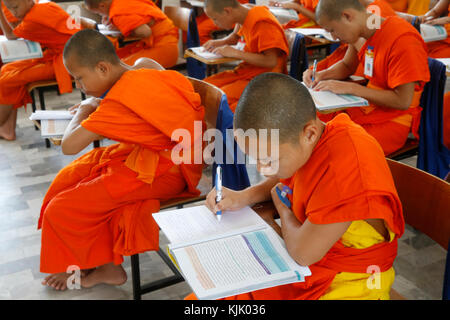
[97, 24, 122, 37]
[289, 27, 338, 42]
[41, 119, 70, 137]
[0, 39, 43, 62]
[420, 24, 447, 42]
[173, 228, 311, 300]
[153, 205, 268, 247]
[306, 87, 369, 111]
[30, 110, 73, 121]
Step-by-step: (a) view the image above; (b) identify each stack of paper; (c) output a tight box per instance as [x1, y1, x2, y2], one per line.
[420, 24, 448, 43]
[153, 205, 311, 300]
[0, 36, 43, 63]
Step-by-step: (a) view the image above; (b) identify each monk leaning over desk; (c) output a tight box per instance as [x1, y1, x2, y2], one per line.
[39, 29, 204, 290]
[83, 0, 179, 68]
[186, 72, 404, 300]
[303, 0, 430, 156]
[0, 0, 79, 141]
[202, 0, 289, 113]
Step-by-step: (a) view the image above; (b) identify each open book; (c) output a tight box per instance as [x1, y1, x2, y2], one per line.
[0, 36, 43, 63]
[304, 84, 369, 112]
[268, 7, 298, 24]
[420, 24, 448, 43]
[97, 24, 122, 37]
[153, 205, 311, 300]
[290, 27, 338, 42]
[29, 110, 73, 138]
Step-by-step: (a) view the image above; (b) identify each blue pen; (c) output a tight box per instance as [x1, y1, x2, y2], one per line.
[215, 165, 223, 221]
[312, 59, 318, 83]
[276, 185, 292, 209]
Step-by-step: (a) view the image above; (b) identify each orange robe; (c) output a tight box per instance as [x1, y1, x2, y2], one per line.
[205, 6, 289, 113]
[0, 2, 78, 109]
[385, 0, 430, 14]
[187, 113, 405, 300]
[426, 6, 450, 59]
[315, 0, 396, 74]
[38, 69, 205, 274]
[283, 0, 319, 29]
[385, 0, 408, 12]
[109, 0, 179, 68]
[321, 17, 430, 156]
[196, 0, 249, 45]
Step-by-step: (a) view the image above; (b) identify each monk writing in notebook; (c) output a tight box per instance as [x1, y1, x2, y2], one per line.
[202, 0, 289, 113]
[39, 29, 204, 290]
[314, 0, 396, 75]
[0, 0, 79, 141]
[303, 0, 430, 156]
[269, 0, 319, 29]
[187, 73, 404, 300]
[84, 0, 179, 68]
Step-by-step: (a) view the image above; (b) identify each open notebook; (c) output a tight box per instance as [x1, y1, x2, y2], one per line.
[420, 24, 448, 43]
[29, 110, 73, 138]
[153, 205, 311, 300]
[0, 36, 43, 63]
[289, 27, 338, 42]
[303, 84, 369, 112]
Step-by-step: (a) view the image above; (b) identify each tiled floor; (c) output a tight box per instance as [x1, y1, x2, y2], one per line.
[0, 86, 447, 300]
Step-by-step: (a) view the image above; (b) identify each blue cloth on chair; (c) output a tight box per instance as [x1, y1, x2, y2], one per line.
[289, 33, 308, 81]
[417, 58, 450, 180]
[212, 95, 250, 191]
[186, 8, 206, 79]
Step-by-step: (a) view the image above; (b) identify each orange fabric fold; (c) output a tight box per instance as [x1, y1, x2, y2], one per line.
[205, 6, 289, 112]
[39, 70, 205, 273]
[0, 2, 78, 108]
[109, 0, 179, 68]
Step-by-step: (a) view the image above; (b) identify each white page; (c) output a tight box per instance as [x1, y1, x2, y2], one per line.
[305, 87, 369, 111]
[173, 228, 311, 300]
[420, 24, 447, 43]
[41, 119, 70, 137]
[289, 27, 337, 42]
[188, 44, 243, 60]
[153, 205, 268, 247]
[30, 110, 73, 121]
[97, 24, 122, 37]
[0, 39, 42, 62]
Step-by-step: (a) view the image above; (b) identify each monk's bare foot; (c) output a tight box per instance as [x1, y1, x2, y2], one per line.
[0, 109, 17, 141]
[42, 273, 72, 291]
[80, 263, 127, 288]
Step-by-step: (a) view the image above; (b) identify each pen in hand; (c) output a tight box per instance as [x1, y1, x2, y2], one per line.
[215, 165, 223, 222]
[311, 59, 318, 88]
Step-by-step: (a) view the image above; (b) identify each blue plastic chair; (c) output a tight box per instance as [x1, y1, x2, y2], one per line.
[288, 32, 308, 81]
[417, 58, 450, 180]
[186, 8, 207, 79]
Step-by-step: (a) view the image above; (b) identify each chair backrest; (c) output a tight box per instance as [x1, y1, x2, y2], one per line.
[187, 77, 224, 131]
[164, 6, 191, 32]
[386, 158, 450, 250]
[285, 30, 308, 81]
[417, 58, 450, 180]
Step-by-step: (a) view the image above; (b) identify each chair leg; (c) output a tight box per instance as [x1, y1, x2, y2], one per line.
[130, 254, 142, 301]
[81, 91, 86, 100]
[38, 88, 46, 110]
[30, 90, 39, 130]
[93, 140, 100, 148]
[45, 138, 51, 149]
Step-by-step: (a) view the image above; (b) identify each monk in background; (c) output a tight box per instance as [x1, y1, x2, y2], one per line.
[0, 0, 79, 141]
[303, 0, 430, 156]
[202, 0, 289, 113]
[187, 72, 404, 300]
[269, 0, 319, 29]
[39, 29, 204, 290]
[83, 0, 179, 68]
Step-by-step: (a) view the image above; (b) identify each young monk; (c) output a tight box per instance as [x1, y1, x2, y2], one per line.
[202, 0, 289, 113]
[187, 72, 404, 300]
[303, 0, 430, 156]
[196, 0, 249, 45]
[39, 29, 204, 290]
[0, 0, 79, 141]
[83, 0, 179, 68]
[314, 0, 396, 75]
[269, 0, 319, 29]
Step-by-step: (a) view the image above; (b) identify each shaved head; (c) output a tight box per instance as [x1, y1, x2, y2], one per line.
[205, 0, 239, 12]
[316, 0, 365, 21]
[63, 29, 120, 69]
[234, 73, 317, 144]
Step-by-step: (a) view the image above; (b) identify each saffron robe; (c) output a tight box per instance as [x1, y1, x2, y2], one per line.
[0, 2, 78, 109]
[38, 69, 205, 273]
[109, 0, 179, 68]
[283, 0, 319, 29]
[205, 6, 289, 113]
[187, 113, 404, 300]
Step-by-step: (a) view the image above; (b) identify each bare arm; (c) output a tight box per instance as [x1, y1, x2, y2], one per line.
[0, 1, 17, 40]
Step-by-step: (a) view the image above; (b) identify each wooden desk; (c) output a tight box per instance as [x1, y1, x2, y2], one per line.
[184, 48, 240, 76]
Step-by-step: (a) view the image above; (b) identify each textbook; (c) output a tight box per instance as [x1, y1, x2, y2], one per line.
[97, 24, 122, 37]
[420, 24, 448, 43]
[185, 44, 243, 63]
[268, 7, 298, 24]
[290, 27, 338, 42]
[40, 119, 70, 138]
[153, 205, 311, 300]
[304, 84, 369, 112]
[0, 37, 43, 63]
[29, 110, 73, 121]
